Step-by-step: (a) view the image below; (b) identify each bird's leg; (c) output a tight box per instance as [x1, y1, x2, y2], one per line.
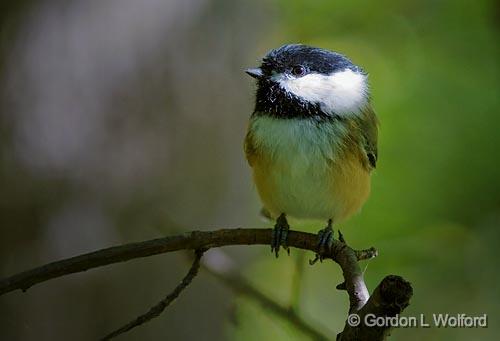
[271, 213, 290, 258]
[311, 219, 334, 264]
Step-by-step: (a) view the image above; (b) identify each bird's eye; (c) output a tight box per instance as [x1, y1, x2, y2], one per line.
[291, 65, 306, 77]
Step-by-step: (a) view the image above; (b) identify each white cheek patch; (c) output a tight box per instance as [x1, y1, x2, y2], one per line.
[278, 69, 369, 116]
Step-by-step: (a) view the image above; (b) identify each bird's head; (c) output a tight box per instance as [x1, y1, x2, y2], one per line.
[246, 44, 369, 120]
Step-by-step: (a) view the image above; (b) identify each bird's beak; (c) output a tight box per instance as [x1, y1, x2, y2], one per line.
[245, 68, 263, 79]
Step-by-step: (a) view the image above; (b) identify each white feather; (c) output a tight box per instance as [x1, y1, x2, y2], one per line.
[277, 69, 368, 116]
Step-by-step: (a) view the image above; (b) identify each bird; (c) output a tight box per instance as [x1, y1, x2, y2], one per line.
[244, 44, 378, 259]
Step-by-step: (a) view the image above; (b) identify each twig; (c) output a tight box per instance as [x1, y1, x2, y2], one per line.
[101, 249, 205, 340]
[355, 247, 378, 261]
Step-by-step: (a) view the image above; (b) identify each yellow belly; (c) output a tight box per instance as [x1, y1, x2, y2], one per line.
[252, 151, 371, 223]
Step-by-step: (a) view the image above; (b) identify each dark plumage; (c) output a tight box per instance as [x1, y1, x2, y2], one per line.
[252, 44, 364, 121]
[261, 44, 363, 76]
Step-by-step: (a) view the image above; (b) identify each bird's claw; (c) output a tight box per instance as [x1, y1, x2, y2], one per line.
[271, 213, 290, 258]
[310, 219, 334, 265]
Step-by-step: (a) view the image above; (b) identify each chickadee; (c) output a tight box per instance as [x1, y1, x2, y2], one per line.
[245, 44, 378, 258]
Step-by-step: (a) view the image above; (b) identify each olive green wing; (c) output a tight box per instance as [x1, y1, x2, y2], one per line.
[244, 128, 257, 167]
[359, 105, 379, 170]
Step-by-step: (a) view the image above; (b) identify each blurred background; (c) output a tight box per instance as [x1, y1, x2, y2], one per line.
[0, 0, 499, 340]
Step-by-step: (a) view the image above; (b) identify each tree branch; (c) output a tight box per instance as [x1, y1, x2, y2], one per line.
[0, 228, 373, 296]
[0, 228, 412, 340]
[101, 249, 205, 340]
[337, 275, 413, 341]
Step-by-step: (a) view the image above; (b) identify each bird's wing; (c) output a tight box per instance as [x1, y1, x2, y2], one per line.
[244, 128, 257, 167]
[245, 126, 274, 220]
[358, 105, 379, 170]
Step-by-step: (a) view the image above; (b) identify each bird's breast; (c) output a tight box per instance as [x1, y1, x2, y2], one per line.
[246, 115, 371, 222]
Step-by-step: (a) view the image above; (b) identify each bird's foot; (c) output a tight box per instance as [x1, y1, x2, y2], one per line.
[309, 219, 334, 265]
[271, 213, 290, 258]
